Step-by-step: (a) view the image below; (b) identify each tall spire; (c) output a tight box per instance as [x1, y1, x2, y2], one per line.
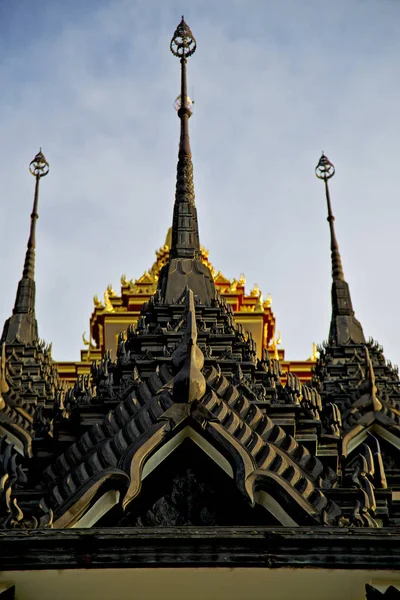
[158, 18, 215, 305]
[1, 150, 49, 345]
[315, 153, 365, 346]
[169, 16, 200, 260]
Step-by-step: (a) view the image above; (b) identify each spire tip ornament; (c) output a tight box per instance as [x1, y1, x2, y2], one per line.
[170, 17, 196, 58]
[29, 149, 49, 178]
[315, 153, 335, 181]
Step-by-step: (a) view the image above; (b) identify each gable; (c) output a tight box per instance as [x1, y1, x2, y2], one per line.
[100, 438, 276, 527]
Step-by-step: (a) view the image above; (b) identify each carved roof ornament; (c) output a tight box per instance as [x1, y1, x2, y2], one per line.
[1, 149, 49, 346]
[82, 332, 94, 350]
[93, 294, 103, 309]
[315, 152, 365, 346]
[106, 284, 116, 298]
[270, 330, 282, 360]
[0, 344, 9, 396]
[172, 288, 206, 404]
[308, 342, 319, 362]
[103, 289, 115, 313]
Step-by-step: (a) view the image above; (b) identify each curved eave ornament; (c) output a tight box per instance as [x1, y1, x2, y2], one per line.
[51, 389, 340, 528]
[341, 348, 400, 457]
[52, 469, 131, 529]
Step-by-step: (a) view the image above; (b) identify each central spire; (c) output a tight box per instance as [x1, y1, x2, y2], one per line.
[170, 16, 200, 260]
[1, 150, 49, 345]
[158, 18, 215, 305]
[315, 153, 365, 346]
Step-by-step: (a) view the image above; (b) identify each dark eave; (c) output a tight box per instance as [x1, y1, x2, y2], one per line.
[0, 526, 400, 570]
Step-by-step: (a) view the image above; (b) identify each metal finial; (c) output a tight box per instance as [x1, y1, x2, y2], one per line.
[170, 17, 196, 58]
[315, 153, 335, 180]
[315, 152, 344, 283]
[29, 149, 49, 178]
[22, 149, 49, 280]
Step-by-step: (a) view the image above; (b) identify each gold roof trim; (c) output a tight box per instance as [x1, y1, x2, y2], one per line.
[136, 271, 156, 285]
[93, 295, 104, 309]
[103, 289, 115, 312]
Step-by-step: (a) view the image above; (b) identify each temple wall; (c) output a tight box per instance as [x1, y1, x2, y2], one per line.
[0, 568, 399, 600]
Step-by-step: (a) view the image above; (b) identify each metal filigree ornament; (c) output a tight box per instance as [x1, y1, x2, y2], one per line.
[170, 16, 196, 58]
[315, 153, 335, 180]
[29, 149, 49, 178]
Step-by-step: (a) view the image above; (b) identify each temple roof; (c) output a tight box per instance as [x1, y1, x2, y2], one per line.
[41, 288, 340, 528]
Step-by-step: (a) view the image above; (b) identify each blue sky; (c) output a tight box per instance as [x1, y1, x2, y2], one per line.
[1, 0, 400, 364]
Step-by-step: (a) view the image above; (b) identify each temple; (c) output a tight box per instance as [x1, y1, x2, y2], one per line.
[0, 16, 399, 600]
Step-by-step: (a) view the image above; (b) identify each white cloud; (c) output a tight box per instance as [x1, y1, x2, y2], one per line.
[1, 0, 400, 365]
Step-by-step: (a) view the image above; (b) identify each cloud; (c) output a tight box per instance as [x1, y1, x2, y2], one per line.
[0, 0, 399, 365]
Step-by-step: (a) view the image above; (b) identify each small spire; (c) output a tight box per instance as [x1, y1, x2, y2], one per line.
[315, 153, 365, 346]
[22, 149, 49, 281]
[1, 150, 49, 345]
[169, 17, 200, 260]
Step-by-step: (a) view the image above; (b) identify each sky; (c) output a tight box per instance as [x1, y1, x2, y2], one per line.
[0, 0, 399, 364]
